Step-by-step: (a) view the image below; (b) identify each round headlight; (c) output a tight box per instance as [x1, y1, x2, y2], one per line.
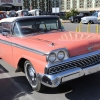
[57, 51, 65, 60]
[48, 53, 56, 62]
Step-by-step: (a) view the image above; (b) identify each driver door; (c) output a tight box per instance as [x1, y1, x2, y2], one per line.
[0, 22, 14, 66]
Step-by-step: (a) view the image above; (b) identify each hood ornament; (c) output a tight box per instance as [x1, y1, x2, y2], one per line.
[51, 43, 55, 46]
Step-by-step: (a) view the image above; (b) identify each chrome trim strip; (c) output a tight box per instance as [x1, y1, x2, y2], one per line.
[0, 39, 12, 46]
[0, 39, 45, 55]
[12, 43, 45, 55]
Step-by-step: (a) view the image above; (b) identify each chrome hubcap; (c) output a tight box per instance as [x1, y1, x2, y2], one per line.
[27, 66, 37, 87]
[29, 67, 34, 77]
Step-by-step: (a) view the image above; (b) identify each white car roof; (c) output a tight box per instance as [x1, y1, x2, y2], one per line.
[16, 10, 23, 13]
[0, 15, 59, 23]
[0, 17, 21, 23]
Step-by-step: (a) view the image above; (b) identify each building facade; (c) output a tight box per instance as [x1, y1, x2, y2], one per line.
[62, 0, 100, 12]
[23, 0, 63, 13]
[1, 0, 100, 12]
[0, 0, 23, 11]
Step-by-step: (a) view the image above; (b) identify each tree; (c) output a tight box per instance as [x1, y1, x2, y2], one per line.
[64, 8, 79, 19]
[70, 8, 79, 16]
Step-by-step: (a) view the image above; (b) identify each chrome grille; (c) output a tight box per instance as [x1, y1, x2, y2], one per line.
[48, 54, 100, 74]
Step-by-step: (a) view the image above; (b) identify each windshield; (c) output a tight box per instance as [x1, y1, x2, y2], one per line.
[77, 13, 84, 16]
[13, 18, 65, 36]
[92, 12, 98, 17]
[22, 11, 28, 16]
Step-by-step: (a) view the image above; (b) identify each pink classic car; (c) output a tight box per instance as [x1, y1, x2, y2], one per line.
[0, 16, 100, 92]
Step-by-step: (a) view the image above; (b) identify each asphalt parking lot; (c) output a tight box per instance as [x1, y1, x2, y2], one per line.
[64, 22, 100, 33]
[1, 23, 100, 100]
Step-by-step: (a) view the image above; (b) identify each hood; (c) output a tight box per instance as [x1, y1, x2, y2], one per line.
[82, 16, 97, 19]
[27, 31, 100, 57]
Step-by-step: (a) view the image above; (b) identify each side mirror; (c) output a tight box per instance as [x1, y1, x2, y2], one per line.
[2, 32, 10, 37]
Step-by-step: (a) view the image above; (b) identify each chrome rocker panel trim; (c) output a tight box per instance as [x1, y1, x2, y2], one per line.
[38, 64, 100, 88]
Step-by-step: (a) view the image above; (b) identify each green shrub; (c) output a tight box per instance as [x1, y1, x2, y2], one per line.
[61, 8, 79, 20]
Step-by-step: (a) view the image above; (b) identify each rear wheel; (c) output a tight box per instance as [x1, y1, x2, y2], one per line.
[24, 60, 46, 92]
[74, 19, 80, 23]
[70, 21, 74, 23]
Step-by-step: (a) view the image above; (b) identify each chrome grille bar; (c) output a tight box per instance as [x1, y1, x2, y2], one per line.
[48, 53, 100, 74]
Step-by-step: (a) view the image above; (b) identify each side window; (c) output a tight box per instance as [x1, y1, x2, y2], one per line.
[13, 23, 20, 36]
[0, 14, 4, 18]
[2, 22, 11, 34]
[39, 22, 45, 29]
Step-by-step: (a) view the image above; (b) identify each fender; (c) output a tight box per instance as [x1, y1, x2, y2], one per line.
[15, 55, 47, 74]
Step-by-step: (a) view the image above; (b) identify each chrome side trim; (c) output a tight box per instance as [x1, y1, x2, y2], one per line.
[0, 39, 12, 46]
[0, 39, 45, 55]
[12, 43, 45, 55]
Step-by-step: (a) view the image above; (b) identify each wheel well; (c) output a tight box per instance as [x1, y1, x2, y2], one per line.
[89, 20, 94, 24]
[16, 58, 26, 72]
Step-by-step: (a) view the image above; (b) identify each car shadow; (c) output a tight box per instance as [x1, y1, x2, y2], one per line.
[65, 72, 100, 100]
[1, 72, 100, 100]
[0, 76, 33, 100]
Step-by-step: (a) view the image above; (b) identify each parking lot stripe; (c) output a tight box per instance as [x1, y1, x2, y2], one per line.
[1, 72, 35, 100]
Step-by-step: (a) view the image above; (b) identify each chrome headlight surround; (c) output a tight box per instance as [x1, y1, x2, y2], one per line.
[48, 53, 56, 62]
[57, 51, 65, 60]
[46, 48, 69, 63]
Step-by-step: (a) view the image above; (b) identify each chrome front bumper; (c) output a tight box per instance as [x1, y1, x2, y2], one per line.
[38, 64, 100, 88]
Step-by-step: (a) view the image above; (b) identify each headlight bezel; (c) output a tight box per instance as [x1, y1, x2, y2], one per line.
[57, 50, 65, 60]
[48, 52, 56, 62]
[46, 48, 69, 63]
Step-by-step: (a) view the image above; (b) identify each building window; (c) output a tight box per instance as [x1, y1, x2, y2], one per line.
[66, 0, 70, 10]
[79, 0, 84, 8]
[87, 0, 92, 8]
[72, 0, 77, 9]
[61, 0, 64, 10]
[95, 0, 100, 7]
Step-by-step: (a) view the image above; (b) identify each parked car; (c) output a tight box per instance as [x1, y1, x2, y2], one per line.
[29, 9, 42, 16]
[69, 12, 91, 23]
[1, 16, 100, 92]
[16, 10, 31, 17]
[81, 11, 98, 24]
[8, 11, 17, 17]
[0, 11, 7, 20]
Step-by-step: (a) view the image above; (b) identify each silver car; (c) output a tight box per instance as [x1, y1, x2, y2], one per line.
[81, 12, 98, 24]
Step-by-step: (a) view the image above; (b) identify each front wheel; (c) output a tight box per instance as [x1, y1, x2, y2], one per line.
[88, 20, 94, 24]
[24, 60, 46, 92]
